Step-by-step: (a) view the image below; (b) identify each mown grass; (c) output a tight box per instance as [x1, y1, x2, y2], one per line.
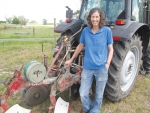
[0, 40, 54, 70]
[0, 40, 150, 113]
[0, 23, 60, 39]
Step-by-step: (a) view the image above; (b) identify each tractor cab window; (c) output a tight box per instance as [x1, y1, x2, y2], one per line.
[138, 0, 144, 23]
[80, 0, 125, 24]
[107, 0, 125, 21]
[132, 0, 140, 21]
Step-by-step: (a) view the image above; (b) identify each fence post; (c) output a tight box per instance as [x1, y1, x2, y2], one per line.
[33, 27, 35, 36]
[54, 18, 56, 43]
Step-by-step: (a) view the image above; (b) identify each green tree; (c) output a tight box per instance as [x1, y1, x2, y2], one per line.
[30, 20, 37, 23]
[0, 21, 6, 24]
[6, 17, 12, 23]
[43, 19, 47, 25]
[18, 16, 29, 26]
[73, 10, 80, 18]
[12, 17, 20, 24]
[59, 19, 63, 23]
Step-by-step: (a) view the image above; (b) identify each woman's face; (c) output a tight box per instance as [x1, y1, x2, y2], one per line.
[91, 11, 100, 28]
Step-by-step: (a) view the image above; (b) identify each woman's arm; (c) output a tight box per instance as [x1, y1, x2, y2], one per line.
[65, 43, 84, 66]
[106, 44, 113, 69]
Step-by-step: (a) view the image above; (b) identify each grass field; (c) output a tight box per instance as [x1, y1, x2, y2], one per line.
[0, 23, 60, 39]
[0, 40, 54, 112]
[0, 40, 150, 113]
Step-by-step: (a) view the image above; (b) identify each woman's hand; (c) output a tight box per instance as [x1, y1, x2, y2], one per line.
[65, 59, 73, 68]
[64, 43, 84, 68]
[105, 62, 110, 70]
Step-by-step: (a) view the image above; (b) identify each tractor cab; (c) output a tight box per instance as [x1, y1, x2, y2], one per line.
[79, 0, 125, 24]
[78, 0, 150, 25]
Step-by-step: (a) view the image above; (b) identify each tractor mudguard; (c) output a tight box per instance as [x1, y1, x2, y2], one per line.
[54, 19, 83, 42]
[112, 22, 149, 41]
[54, 19, 82, 33]
[112, 22, 150, 54]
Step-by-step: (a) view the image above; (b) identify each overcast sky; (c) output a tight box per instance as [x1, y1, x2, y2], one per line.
[0, 0, 81, 23]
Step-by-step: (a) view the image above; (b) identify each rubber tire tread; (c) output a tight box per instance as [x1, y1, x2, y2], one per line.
[105, 35, 142, 102]
[53, 37, 66, 59]
[143, 45, 150, 73]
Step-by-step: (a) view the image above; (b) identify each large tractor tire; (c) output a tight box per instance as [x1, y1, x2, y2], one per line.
[53, 36, 66, 60]
[143, 45, 150, 74]
[105, 35, 142, 102]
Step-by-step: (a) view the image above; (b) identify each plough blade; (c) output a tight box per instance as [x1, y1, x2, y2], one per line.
[54, 97, 69, 113]
[5, 104, 31, 113]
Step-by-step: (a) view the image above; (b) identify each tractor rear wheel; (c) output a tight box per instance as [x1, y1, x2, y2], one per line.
[105, 35, 142, 102]
[143, 45, 150, 74]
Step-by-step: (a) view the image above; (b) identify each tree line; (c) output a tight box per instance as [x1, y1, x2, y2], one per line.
[0, 16, 37, 25]
[0, 9, 80, 25]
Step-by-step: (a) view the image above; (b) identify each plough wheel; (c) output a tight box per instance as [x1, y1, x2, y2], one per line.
[25, 86, 48, 106]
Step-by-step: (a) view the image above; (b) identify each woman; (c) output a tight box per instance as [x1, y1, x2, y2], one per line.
[65, 8, 113, 113]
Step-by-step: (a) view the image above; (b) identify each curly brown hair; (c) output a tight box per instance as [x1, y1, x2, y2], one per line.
[87, 8, 105, 29]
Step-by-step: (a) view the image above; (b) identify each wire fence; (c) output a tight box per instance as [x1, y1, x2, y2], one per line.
[0, 18, 60, 40]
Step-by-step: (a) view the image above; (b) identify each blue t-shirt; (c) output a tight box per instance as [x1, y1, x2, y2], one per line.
[80, 26, 113, 69]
